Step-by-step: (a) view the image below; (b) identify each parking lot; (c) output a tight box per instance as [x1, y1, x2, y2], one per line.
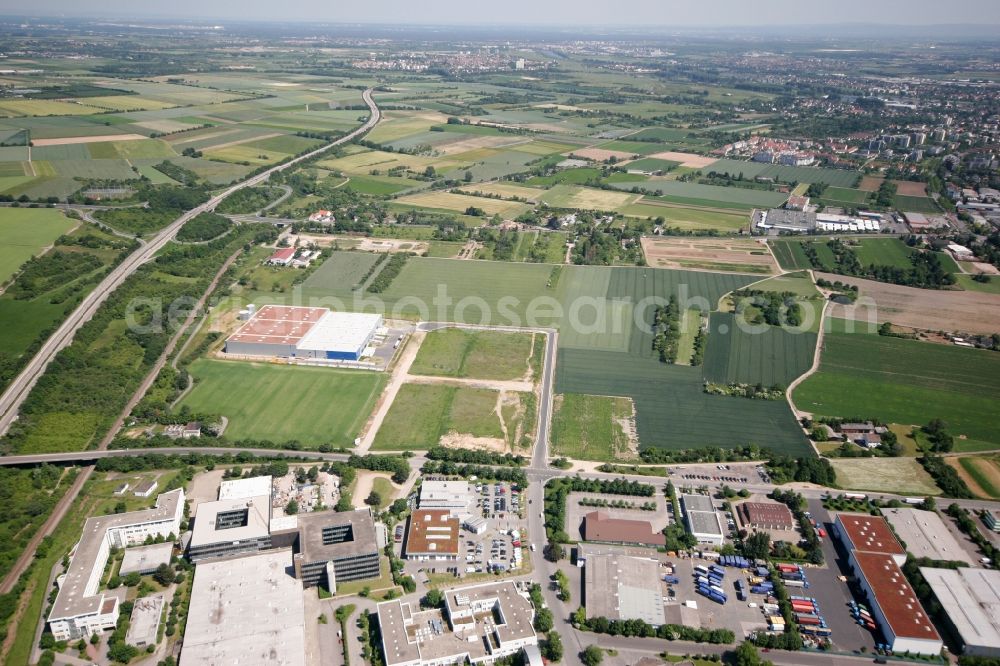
[399, 480, 530, 582]
[805, 498, 878, 653]
[672, 461, 769, 485]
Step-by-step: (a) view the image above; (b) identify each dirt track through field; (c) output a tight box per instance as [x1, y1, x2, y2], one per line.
[818, 272, 1000, 334]
[32, 133, 146, 146]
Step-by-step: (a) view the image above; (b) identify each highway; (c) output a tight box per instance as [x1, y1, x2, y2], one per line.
[0, 88, 381, 437]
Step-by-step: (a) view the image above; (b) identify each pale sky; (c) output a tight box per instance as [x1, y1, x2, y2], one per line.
[3, 0, 999, 27]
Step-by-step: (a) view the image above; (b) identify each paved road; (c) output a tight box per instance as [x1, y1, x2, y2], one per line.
[0, 88, 381, 438]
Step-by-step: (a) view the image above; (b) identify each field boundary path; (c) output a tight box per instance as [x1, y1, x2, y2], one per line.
[0, 89, 381, 438]
[786, 292, 831, 429]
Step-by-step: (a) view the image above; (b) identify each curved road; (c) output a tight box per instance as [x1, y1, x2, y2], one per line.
[0, 89, 381, 437]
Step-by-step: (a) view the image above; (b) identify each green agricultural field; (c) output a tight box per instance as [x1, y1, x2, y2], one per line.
[702, 312, 818, 387]
[87, 138, 176, 160]
[321, 257, 553, 325]
[607, 179, 788, 209]
[674, 309, 703, 365]
[829, 457, 941, 496]
[706, 159, 861, 187]
[623, 157, 682, 173]
[526, 167, 605, 187]
[556, 347, 810, 455]
[621, 200, 749, 231]
[551, 393, 634, 461]
[895, 195, 940, 213]
[410, 328, 539, 381]
[956, 456, 1000, 499]
[795, 319, 1000, 446]
[0, 208, 76, 283]
[179, 360, 385, 446]
[300, 251, 381, 294]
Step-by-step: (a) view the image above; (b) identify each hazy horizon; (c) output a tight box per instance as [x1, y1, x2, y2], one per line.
[2, 0, 999, 27]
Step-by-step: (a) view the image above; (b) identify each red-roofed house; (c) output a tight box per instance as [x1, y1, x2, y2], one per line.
[267, 247, 297, 266]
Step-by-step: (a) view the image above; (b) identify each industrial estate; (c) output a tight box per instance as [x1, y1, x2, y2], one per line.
[0, 9, 998, 666]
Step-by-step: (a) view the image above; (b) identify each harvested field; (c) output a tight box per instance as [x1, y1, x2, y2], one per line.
[858, 176, 883, 192]
[540, 184, 639, 211]
[829, 457, 941, 496]
[31, 133, 146, 146]
[394, 191, 530, 217]
[434, 135, 529, 155]
[893, 180, 928, 197]
[569, 147, 635, 162]
[456, 182, 543, 202]
[647, 151, 718, 168]
[640, 236, 777, 274]
[818, 272, 1000, 334]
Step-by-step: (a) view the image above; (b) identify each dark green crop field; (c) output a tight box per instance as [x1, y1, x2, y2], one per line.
[795, 319, 1000, 447]
[702, 312, 817, 388]
[556, 347, 811, 455]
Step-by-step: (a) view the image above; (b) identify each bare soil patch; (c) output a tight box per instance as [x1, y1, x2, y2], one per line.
[893, 180, 928, 197]
[440, 432, 508, 453]
[858, 176, 883, 192]
[819, 272, 1000, 334]
[647, 151, 718, 169]
[967, 261, 999, 275]
[357, 238, 429, 254]
[32, 133, 146, 146]
[946, 458, 991, 499]
[570, 147, 635, 162]
[641, 236, 777, 273]
[436, 135, 530, 155]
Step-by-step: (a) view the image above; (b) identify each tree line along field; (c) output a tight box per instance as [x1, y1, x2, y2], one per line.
[410, 328, 540, 381]
[178, 360, 386, 446]
[794, 318, 1000, 449]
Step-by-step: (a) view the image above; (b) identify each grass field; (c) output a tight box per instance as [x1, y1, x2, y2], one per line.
[828, 457, 941, 496]
[372, 383, 529, 451]
[851, 238, 916, 269]
[675, 309, 703, 366]
[0, 208, 76, 283]
[822, 187, 869, 204]
[956, 274, 1000, 294]
[179, 360, 385, 446]
[794, 319, 1000, 446]
[550, 393, 634, 461]
[747, 271, 821, 298]
[410, 328, 539, 381]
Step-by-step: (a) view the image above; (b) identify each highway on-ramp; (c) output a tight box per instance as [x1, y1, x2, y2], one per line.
[0, 88, 381, 437]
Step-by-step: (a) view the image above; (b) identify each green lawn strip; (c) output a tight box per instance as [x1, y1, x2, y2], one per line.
[180, 360, 385, 446]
